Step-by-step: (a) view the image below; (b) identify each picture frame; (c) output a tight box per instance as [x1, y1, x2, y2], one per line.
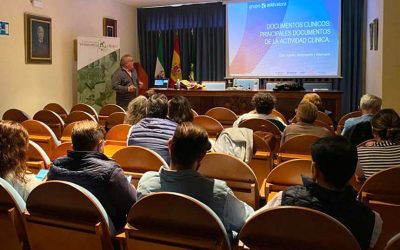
[103, 18, 117, 37]
[25, 13, 52, 64]
[373, 18, 379, 51]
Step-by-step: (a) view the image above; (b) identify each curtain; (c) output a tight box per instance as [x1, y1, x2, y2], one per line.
[138, 3, 226, 87]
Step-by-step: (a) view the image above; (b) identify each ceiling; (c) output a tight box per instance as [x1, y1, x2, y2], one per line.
[116, 0, 221, 8]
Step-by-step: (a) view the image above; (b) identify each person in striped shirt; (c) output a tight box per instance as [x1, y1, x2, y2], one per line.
[356, 109, 400, 179]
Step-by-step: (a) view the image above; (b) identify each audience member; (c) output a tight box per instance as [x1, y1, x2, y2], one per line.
[168, 96, 194, 124]
[0, 121, 42, 201]
[47, 121, 137, 232]
[281, 100, 331, 144]
[137, 122, 254, 240]
[302, 93, 336, 126]
[357, 109, 400, 178]
[341, 94, 382, 135]
[127, 93, 177, 163]
[233, 92, 286, 131]
[124, 95, 147, 125]
[265, 136, 382, 250]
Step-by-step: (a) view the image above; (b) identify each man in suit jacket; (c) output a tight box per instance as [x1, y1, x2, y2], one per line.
[111, 54, 142, 109]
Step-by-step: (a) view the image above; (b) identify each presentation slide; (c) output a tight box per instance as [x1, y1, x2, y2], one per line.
[227, 0, 341, 77]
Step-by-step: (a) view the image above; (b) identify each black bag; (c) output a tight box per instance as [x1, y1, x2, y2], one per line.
[273, 82, 305, 91]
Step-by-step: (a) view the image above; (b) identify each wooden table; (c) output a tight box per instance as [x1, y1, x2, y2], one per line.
[154, 89, 343, 121]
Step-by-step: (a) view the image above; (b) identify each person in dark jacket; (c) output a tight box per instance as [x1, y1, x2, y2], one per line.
[47, 121, 137, 233]
[127, 93, 177, 164]
[265, 136, 382, 250]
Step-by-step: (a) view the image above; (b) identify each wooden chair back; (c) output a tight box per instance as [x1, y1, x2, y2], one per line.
[277, 135, 319, 163]
[336, 110, 362, 134]
[0, 178, 29, 250]
[26, 141, 51, 174]
[205, 107, 238, 128]
[98, 104, 125, 126]
[125, 192, 230, 250]
[192, 109, 199, 117]
[385, 233, 400, 250]
[238, 206, 360, 250]
[70, 103, 98, 121]
[239, 118, 282, 152]
[105, 112, 126, 130]
[314, 119, 335, 135]
[358, 166, 400, 250]
[49, 142, 73, 162]
[193, 115, 224, 138]
[64, 111, 97, 126]
[60, 122, 78, 143]
[111, 146, 168, 187]
[21, 120, 60, 156]
[43, 103, 68, 121]
[33, 110, 65, 139]
[24, 181, 114, 250]
[199, 152, 260, 209]
[264, 159, 312, 200]
[271, 109, 288, 124]
[103, 124, 131, 157]
[317, 111, 334, 127]
[2, 109, 30, 123]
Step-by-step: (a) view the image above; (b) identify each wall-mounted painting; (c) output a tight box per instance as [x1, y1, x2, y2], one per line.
[103, 18, 117, 37]
[25, 13, 52, 64]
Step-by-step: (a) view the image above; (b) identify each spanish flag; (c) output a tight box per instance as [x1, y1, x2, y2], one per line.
[169, 35, 182, 88]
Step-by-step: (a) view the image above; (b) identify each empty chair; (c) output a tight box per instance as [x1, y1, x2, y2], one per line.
[358, 166, 400, 250]
[317, 111, 334, 129]
[70, 103, 98, 121]
[314, 119, 335, 135]
[271, 109, 288, 124]
[98, 104, 124, 126]
[263, 159, 312, 200]
[193, 115, 224, 139]
[239, 118, 282, 152]
[125, 192, 230, 250]
[277, 135, 320, 163]
[238, 206, 360, 250]
[2, 109, 30, 123]
[0, 178, 29, 250]
[385, 233, 400, 250]
[103, 124, 131, 157]
[43, 103, 68, 121]
[21, 120, 60, 156]
[64, 111, 97, 126]
[33, 109, 65, 139]
[199, 152, 260, 209]
[336, 110, 362, 134]
[111, 146, 168, 187]
[59, 122, 78, 143]
[26, 141, 51, 174]
[205, 107, 238, 128]
[24, 181, 114, 250]
[49, 142, 73, 162]
[105, 112, 126, 130]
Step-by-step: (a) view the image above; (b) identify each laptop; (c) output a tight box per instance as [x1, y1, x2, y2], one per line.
[153, 79, 169, 89]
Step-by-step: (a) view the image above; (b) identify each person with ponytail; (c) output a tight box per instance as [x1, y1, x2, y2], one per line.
[357, 109, 400, 178]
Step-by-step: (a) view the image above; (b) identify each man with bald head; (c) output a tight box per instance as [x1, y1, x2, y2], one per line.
[111, 54, 143, 109]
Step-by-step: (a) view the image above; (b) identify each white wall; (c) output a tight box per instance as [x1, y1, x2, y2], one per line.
[0, 0, 138, 117]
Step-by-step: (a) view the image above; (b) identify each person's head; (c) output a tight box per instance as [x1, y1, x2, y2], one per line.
[146, 93, 168, 118]
[0, 121, 29, 182]
[120, 54, 134, 71]
[311, 136, 357, 190]
[169, 122, 211, 170]
[359, 94, 382, 115]
[37, 25, 44, 43]
[371, 109, 400, 142]
[302, 93, 323, 111]
[168, 96, 194, 124]
[125, 95, 148, 125]
[143, 89, 155, 99]
[296, 100, 318, 124]
[251, 92, 276, 115]
[71, 121, 106, 152]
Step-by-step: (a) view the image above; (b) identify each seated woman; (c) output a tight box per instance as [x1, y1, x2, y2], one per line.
[0, 120, 42, 201]
[124, 95, 147, 125]
[357, 108, 400, 179]
[168, 96, 194, 124]
[281, 100, 331, 144]
[301, 93, 336, 126]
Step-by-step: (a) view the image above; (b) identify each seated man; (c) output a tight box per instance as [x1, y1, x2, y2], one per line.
[265, 136, 382, 250]
[233, 92, 286, 131]
[341, 94, 382, 136]
[127, 93, 177, 164]
[137, 122, 254, 239]
[47, 121, 137, 232]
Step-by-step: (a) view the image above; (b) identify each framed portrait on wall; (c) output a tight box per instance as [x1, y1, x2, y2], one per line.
[25, 13, 52, 64]
[103, 18, 117, 37]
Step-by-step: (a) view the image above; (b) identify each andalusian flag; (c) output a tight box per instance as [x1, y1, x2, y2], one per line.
[169, 35, 182, 88]
[154, 35, 165, 79]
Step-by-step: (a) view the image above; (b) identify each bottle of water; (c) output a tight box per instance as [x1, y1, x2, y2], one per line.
[176, 79, 181, 90]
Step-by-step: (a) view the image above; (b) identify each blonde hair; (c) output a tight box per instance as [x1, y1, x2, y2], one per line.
[360, 94, 382, 112]
[296, 100, 318, 124]
[124, 96, 148, 125]
[302, 93, 323, 111]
